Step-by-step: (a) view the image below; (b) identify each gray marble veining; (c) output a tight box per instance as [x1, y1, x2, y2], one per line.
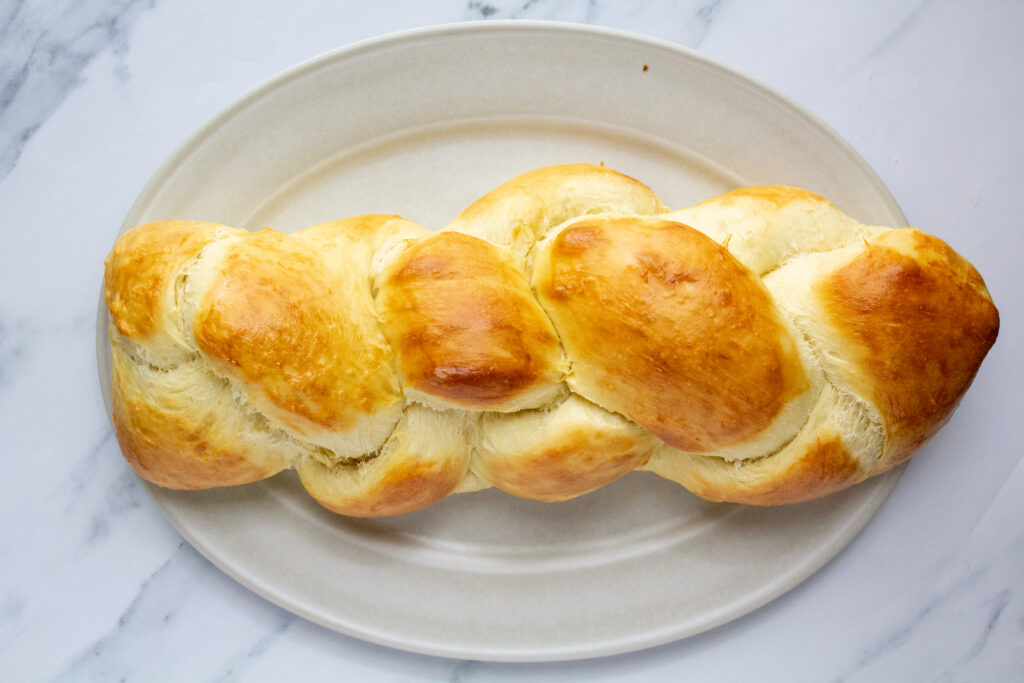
[853, 0, 930, 67]
[53, 542, 190, 680]
[0, 0, 154, 180]
[211, 619, 294, 683]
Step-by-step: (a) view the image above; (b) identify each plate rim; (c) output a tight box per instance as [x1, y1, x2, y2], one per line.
[97, 20, 906, 662]
[116, 21, 908, 234]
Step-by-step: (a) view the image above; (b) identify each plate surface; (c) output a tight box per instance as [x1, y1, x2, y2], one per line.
[98, 22, 906, 661]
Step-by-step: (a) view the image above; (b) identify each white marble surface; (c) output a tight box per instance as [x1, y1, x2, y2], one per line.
[1, 0, 1022, 680]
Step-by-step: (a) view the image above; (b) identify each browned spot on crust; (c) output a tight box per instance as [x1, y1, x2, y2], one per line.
[536, 217, 810, 451]
[549, 224, 607, 257]
[821, 229, 999, 463]
[379, 232, 563, 408]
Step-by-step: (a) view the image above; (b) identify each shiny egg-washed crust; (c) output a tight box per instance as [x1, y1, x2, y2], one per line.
[103, 164, 999, 515]
[377, 231, 567, 411]
[532, 216, 812, 453]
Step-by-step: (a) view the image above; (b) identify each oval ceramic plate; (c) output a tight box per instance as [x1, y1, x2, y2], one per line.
[98, 22, 905, 661]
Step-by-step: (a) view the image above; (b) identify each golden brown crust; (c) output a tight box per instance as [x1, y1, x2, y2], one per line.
[299, 456, 463, 517]
[445, 163, 668, 257]
[533, 215, 810, 452]
[112, 398, 281, 490]
[642, 377, 882, 505]
[104, 220, 225, 340]
[475, 395, 656, 502]
[711, 185, 828, 207]
[103, 165, 999, 513]
[296, 214, 428, 276]
[485, 432, 650, 502]
[377, 231, 565, 410]
[658, 434, 865, 506]
[663, 185, 873, 276]
[110, 351, 291, 489]
[296, 405, 469, 516]
[819, 228, 999, 468]
[193, 228, 401, 434]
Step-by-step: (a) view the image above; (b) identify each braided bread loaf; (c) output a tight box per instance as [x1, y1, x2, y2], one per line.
[104, 164, 999, 516]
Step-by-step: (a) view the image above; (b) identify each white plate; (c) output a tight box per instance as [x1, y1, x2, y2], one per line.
[97, 22, 906, 661]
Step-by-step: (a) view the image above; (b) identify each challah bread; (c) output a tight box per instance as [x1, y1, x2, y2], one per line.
[104, 163, 999, 514]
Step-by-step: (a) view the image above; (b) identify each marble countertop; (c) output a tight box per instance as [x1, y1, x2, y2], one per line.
[2, 1, 1022, 680]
